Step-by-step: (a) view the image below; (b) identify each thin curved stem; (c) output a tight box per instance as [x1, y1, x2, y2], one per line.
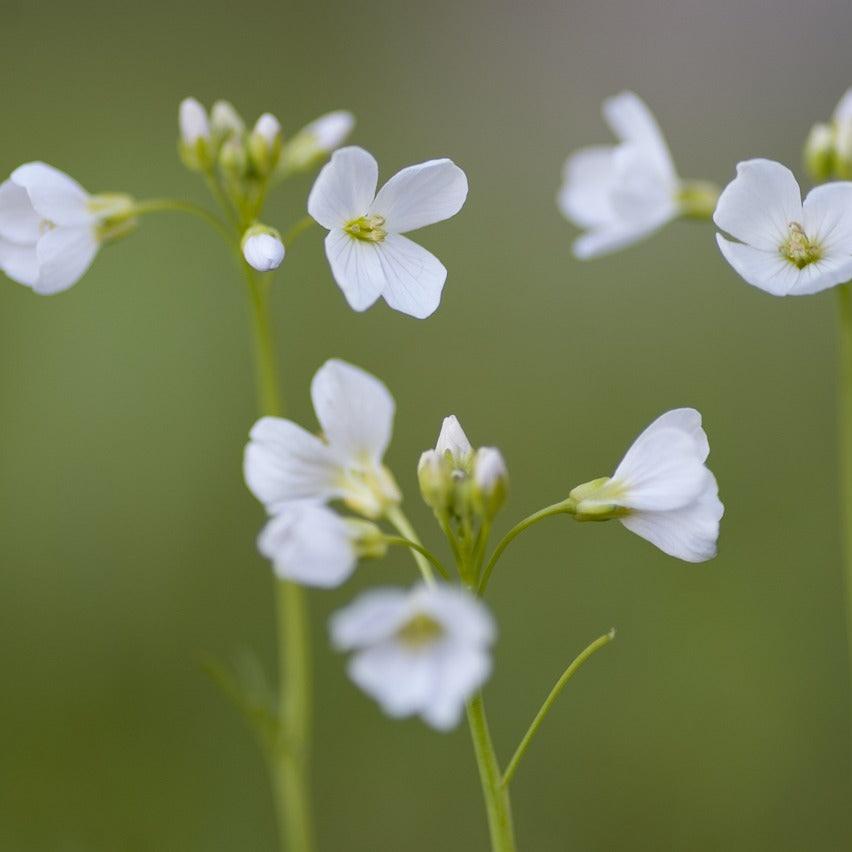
[478, 499, 575, 596]
[283, 215, 316, 248]
[384, 505, 436, 585]
[244, 262, 314, 852]
[466, 693, 517, 852]
[132, 198, 236, 246]
[501, 629, 616, 788]
[382, 536, 450, 580]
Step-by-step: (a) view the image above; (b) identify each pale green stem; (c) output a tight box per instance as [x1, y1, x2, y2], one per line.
[466, 694, 517, 852]
[478, 499, 576, 595]
[501, 629, 616, 788]
[836, 284, 852, 743]
[244, 262, 314, 852]
[381, 536, 450, 580]
[132, 198, 236, 246]
[384, 505, 436, 585]
[283, 215, 316, 248]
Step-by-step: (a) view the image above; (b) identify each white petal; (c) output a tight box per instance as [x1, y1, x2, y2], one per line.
[243, 417, 342, 512]
[307, 110, 355, 152]
[330, 588, 411, 650]
[421, 644, 492, 731]
[573, 218, 666, 260]
[34, 226, 98, 294]
[607, 144, 678, 224]
[613, 424, 709, 512]
[435, 415, 472, 456]
[713, 159, 802, 250]
[802, 182, 852, 253]
[323, 229, 385, 312]
[370, 159, 468, 233]
[621, 471, 723, 562]
[834, 88, 852, 121]
[474, 447, 508, 492]
[412, 584, 496, 646]
[375, 233, 446, 319]
[258, 505, 356, 587]
[0, 179, 42, 244]
[557, 146, 618, 228]
[12, 162, 92, 227]
[307, 146, 378, 230]
[602, 91, 677, 182]
[628, 408, 709, 462]
[0, 238, 39, 287]
[715, 235, 793, 294]
[311, 359, 395, 463]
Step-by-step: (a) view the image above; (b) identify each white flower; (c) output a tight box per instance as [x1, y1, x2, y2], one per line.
[570, 408, 723, 562]
[714, 159, 852, 296]
[243, 359, 400, 518]
[330, 583, 495, 730]
[258, 503, 358, 587]
[179, 97, 210, 144]
[242, 228, 285, 271]
[307, 146, 468, 318]
[558, 91, 680, 259]
[0, 162, 126, 294]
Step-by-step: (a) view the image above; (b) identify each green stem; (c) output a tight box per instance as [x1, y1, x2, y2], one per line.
[283, 215, 316, 248]
[501, 629, 616, 788]
[382, 536, 450, 580]
[478, 499, 575, 595]
[132, 198, 235, 246]
[466, 694, 517, 852]
[836, 284, 852, 743]
[244, 263, 314, 852]
[384, 505, 436, 585]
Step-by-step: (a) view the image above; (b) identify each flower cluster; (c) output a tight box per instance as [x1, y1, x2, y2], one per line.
[243, 359, 723, 729]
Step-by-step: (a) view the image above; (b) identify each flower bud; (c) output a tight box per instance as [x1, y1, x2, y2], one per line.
[210, 100, 245, 141]
[218, 136, 248, 180]
[418, 449, 453, 514]
[804, 123, 836, 182]
[242, 225, 285, 272]
[178, 97, 212, 172]
[249, 112, 283, 176]
[472, 447, 508, 519]
[278, 110, 355, 175]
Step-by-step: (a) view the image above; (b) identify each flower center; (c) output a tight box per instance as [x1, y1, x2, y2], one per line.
[344, 214, 387, 243]
[780, 222, 822, 268]
[396, 613, 444, 648]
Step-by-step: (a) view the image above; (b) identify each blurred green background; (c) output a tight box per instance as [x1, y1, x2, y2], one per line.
[2, 0, 851, 849]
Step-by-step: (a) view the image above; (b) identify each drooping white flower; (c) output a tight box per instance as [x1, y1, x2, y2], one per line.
[258, 503, 384, 587]
[179, 97, 210, 145]
[558, 91, 682, 260]
[570, 408, 723, 562]
[242, 226, 285, 271]
[279, 110, 356, 175]
[0, 162, 130, 294]
[714, 159, 852, 296]
[244, 359, 400, 518]
[330, 583, 496, 730]
[307, 146, 468, 318]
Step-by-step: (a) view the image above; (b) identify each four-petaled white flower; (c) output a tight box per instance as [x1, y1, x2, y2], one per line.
[558, 91, 680, 260]
[714, 158, 852, 296]
[258, 503, 360, 588]
[570, 408, 723, 562]
[330, 583, 495, 730]
[0, 162, 129, 294]
[307, 146, 468, 318]
[244, 359, 400, 519]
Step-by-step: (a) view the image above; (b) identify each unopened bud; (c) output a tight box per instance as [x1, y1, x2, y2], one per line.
[249, 112, 283, 176]
[242, 225, 285, 272]
[418, 449, 453, 514]
[804, 123, 836, 182]
[278, 110, 355, 176]
[178, 97, 212, 171]
[211, 100, 245, 141]
[219, 136, 248, 180]
[472, 447, 508, 519]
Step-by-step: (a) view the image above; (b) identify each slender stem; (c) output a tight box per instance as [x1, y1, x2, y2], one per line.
[382, 536, 450, 579]
[501, 629, 616, 788]
[283, 215, 316, 248]
[836, 284, 852, 747]
[132, 198, 235, 245]
[244, 262, 314, 852]
[466, 694, 517, 852]
[478, 499, 575, 595]
[384, 505, 436, 585]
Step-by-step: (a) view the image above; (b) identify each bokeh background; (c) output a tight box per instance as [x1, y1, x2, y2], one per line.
[2, 0, 852, 849]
